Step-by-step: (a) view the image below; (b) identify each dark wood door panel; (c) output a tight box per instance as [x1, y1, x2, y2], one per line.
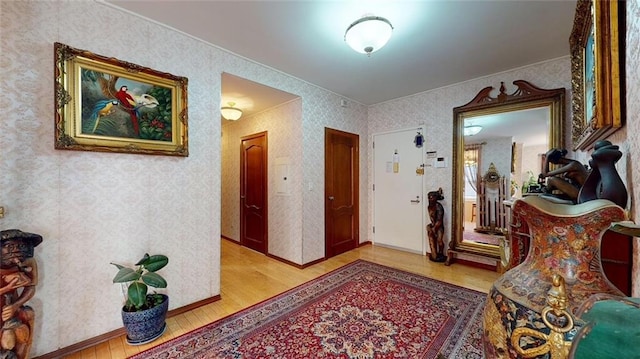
[325, 128, 359, 258]
[241, 132, 267, 254]
[600, 230, 632, 295]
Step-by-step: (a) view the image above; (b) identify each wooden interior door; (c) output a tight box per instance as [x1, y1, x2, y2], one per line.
[240, 132, 267, 254]
[601, 230, 632, 296]
[324, 128, 359, 258]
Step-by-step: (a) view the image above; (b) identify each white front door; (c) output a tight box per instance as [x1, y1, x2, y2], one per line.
[373, 127, 425, 254]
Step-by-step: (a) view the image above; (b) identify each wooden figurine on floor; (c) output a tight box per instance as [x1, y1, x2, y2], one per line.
[427, 188, 447, 262]
[0, 229, 42, 359]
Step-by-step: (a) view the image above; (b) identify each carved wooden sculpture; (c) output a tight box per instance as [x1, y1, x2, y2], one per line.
[0, 229, 42, 359]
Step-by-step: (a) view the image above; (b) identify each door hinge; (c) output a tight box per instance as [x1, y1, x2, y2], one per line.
[372, 184, 375, 191]
[373, 226, 375, 233]
[372, 141, 375, 149]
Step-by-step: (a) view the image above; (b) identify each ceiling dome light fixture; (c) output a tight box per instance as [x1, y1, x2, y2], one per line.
[221, 102, 243, 121]
[463, 125, 483, 137]
[344, 15, 393, 56]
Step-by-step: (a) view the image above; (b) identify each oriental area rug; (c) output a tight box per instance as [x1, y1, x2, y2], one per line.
[131, 260, 486, 359]
[463, 229, 503, 246]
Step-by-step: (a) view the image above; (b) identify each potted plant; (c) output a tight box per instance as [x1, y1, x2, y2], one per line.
[522, 170, 541, 194]
[112, 253, 169, 345]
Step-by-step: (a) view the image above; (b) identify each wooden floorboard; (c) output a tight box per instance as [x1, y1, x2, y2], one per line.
[60, 239, 499, 359]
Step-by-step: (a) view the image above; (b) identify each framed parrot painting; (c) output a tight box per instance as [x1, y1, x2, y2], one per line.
[54, 42, 189, 156]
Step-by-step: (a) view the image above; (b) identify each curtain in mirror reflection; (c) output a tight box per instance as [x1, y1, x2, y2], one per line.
[464, 144, 483, 195]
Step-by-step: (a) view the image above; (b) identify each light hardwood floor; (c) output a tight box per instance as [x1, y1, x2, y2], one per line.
[62, 239, 500, 359]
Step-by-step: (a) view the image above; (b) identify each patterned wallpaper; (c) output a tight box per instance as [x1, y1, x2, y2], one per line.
[301, 96, 369, 263]
[0, 1, 638, 356]
[625, 0, 640, 296]
[520, 143, 548, 186]
[482, 137, 513, 180]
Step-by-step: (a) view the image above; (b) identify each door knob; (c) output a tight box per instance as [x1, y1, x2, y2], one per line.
[410, 196, 420, 203]
[328, 196, 335, 200]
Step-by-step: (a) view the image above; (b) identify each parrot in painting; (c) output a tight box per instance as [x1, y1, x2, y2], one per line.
[115, 85, 139, 135]
[115, 85, 159, 137]
[89, 99, 119, 133]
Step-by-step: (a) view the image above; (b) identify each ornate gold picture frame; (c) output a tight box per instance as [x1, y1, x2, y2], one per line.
[570, 0, 623, 151]
[54, 42, 188, 156]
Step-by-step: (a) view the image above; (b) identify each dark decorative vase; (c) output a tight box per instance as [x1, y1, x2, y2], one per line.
[121, 294, 169, 345]
[482, 196, 625, 359]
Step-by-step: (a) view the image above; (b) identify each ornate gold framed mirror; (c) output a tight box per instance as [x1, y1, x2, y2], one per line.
[447, 80, 565, 266]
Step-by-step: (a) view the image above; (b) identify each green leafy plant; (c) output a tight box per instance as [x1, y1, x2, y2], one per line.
[138, 86, 172, 141]
[522, 170, 539, 193]
[112, 253, 168, 312]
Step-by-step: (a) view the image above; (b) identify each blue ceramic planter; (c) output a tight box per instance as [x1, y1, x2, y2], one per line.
[121, 294, 169, 345]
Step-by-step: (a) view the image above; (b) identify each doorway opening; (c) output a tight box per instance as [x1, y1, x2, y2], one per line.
[220, 73, 300, 256]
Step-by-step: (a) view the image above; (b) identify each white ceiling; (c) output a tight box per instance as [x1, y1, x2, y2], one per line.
[105, 0, 577, 114]
[465, 107, 550, 146]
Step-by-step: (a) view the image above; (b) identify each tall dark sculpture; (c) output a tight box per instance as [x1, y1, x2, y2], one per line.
[578, 140, 628, 208]
[427, 188, 447, 262]
[0, 229, 42, 359]
[539, 140, 628, 208]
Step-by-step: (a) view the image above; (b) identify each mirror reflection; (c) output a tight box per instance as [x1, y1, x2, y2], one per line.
[448, 80, 566, 265]
[462, 107, 550, 247]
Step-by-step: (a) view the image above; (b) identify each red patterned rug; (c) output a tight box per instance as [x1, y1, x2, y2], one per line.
[463, 229, 502, 246]
[130, 260, 486, 358]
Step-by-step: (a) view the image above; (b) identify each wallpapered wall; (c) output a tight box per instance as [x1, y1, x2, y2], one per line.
[300, 91, 370, 263]
[520, 143, 548, 187]
[624, 0, 640, 296]
[482, 137, 514, 180]
[1, 0, 638, 356]
[0, 1, 368, 355]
